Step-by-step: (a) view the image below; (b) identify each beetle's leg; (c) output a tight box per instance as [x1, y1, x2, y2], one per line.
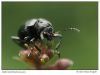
[11, 36, 20, 43]
[54, 40, 61, 58]
[24, 43, 32, 56]
[30, 38, 35, 43]
[34, 44, 41, 53]
[54, 50, 61, 58]
[11, 36, 26, 49]
[40, 32, 44, 40]
[24, 43, 31, 50]
[24, 36, 29, 40]
[30, 38, 41, 53]
[24, 38, 41, 56]
[24, 43, 40, 58]
[53, 32, 62, 58]
[11, 36, 20, 40]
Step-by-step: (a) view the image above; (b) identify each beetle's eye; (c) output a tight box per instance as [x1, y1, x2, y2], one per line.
[49, 28, 52, 31]
[46, 27, 53, 33]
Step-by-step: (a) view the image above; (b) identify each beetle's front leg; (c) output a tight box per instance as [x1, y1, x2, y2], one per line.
[53, 32, 62, 58]
[54, 50, 61, 58]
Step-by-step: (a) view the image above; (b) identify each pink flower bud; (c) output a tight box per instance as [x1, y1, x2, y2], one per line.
[48, 58, 73, 70]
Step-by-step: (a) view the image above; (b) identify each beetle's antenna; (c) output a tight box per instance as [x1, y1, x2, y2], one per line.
[54, 25, 80, 58]
[68, 27, 80, 32]
[63, 25, 80, 32]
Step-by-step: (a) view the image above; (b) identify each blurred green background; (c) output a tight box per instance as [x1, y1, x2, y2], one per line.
[2, 2, 98, 70]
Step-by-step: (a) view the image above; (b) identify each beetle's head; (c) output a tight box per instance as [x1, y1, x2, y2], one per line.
[36, 18, 54, 40]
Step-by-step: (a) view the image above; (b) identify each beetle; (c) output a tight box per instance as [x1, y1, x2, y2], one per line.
[11, 18, 62, 58]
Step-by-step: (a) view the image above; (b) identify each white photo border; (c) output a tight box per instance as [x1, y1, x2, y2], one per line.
[0, 0, 99, 75]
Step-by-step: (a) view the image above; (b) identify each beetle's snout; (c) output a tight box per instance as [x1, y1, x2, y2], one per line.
[43, 32, 53, 40]
[41, 26, 53, 39]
